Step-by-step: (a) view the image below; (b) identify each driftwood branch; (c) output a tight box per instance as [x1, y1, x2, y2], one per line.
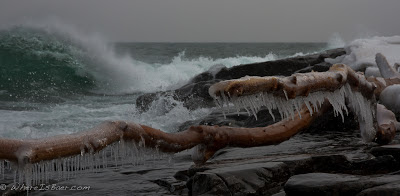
[1, 62, 399, 165]
[0, 102, 329, 165]
[376, 104, 397, 144]
[209, 63, 382, 100]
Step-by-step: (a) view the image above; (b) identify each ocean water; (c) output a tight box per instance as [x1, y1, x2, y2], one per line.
[0, 24, 331, 139]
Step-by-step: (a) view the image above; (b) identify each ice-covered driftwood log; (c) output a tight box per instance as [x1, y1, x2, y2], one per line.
[0, 103, 329, 164]
[1, 54, 400, 185]
[209, 62, 399, 143]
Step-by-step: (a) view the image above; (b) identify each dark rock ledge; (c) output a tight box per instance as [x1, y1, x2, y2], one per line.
[285, 173, 400, 196]
[183, 147, 400, 195]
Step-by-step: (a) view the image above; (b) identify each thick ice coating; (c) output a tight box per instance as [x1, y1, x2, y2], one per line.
[0, 140, 172, 186]
[210, 83, 376, 143]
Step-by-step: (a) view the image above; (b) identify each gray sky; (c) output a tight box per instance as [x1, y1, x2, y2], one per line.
[1, 0, 399, 42]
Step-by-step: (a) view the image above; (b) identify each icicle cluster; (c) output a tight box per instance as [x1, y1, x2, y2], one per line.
[214, 83, 376, 142]
[345, 85, 376, 142]
[1, 160, 9, 180]
[2, 140, 173, 186]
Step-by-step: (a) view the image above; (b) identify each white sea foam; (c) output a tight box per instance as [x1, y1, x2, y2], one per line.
[133, 95, 212, 132]
[0, 94, 212, 139]
[139, 51, 277, 92]
[326, 35, 400, 71]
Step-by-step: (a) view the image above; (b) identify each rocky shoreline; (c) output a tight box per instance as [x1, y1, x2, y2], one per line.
[4, 48, 400, 196]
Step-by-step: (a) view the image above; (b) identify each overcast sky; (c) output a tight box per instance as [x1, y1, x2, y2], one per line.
[0, 0, 399, 42]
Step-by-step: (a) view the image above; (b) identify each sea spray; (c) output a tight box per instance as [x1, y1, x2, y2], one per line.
[326, 35, 400, 71]
[134, 94, 212, 132]
[0, 23, 281, 100]
[326, 32, 346, 49]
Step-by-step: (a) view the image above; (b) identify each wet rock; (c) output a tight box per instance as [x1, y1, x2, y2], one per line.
[310, 155, 352, 173]
[284, 173, 400, 196]
[174, 170, 191, 181]
[350, 155, 400, 175]
[186, 151, 400, 195]
[190, 172, 230, 195]
[294, 62, 332, 73]
[285, 173, 361, 196]
[370, 144, 400, 161]
[272, 190, 287, 196]
[190, 162, 290, 195]
[357, 182, 400, 196]
[135, 92, 160, 112]
[190, 72, 214, 84]
[150, 178, 188, 195]
[313, 62, 335, 72]
[214, 48, 345, 80]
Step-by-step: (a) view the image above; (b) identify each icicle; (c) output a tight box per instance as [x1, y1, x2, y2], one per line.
[304, 100, 313, 116]
[13, 169, 16, 184]
[265, 96, 276, 121]
[114, 142, 119, 166]
[18, 163, 23, 184]
[2, 139, 174, 185]
[248, 96, 259, 120]
[232, 97, 242, 116]
[214, 99, 221, 108]
[343, 83, 375, 142]
[242, 100, 252, 116]
[220, 91, 228, 107]
[0, 160, 4, 180]
[102, 149, 107, 169]
[283, 90, 289, 100]
[325, 87, 346, 122]
[287, 100, 296, 120]
[293, 99, 302, 119]
[222, 91, 231, 114]
[222, 110, 226, 119]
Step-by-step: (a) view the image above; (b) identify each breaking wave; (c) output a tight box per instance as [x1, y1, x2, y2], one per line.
[0, 23, 277, 102]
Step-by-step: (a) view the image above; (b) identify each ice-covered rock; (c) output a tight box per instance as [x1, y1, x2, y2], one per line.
[380, 84, 400, 113]
[327, 36, 400, 71]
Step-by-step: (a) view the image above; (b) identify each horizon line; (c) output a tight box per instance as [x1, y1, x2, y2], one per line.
[113, 41, 328, 44]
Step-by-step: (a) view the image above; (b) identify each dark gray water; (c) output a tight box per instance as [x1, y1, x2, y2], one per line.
[115, 42, 327, 64]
